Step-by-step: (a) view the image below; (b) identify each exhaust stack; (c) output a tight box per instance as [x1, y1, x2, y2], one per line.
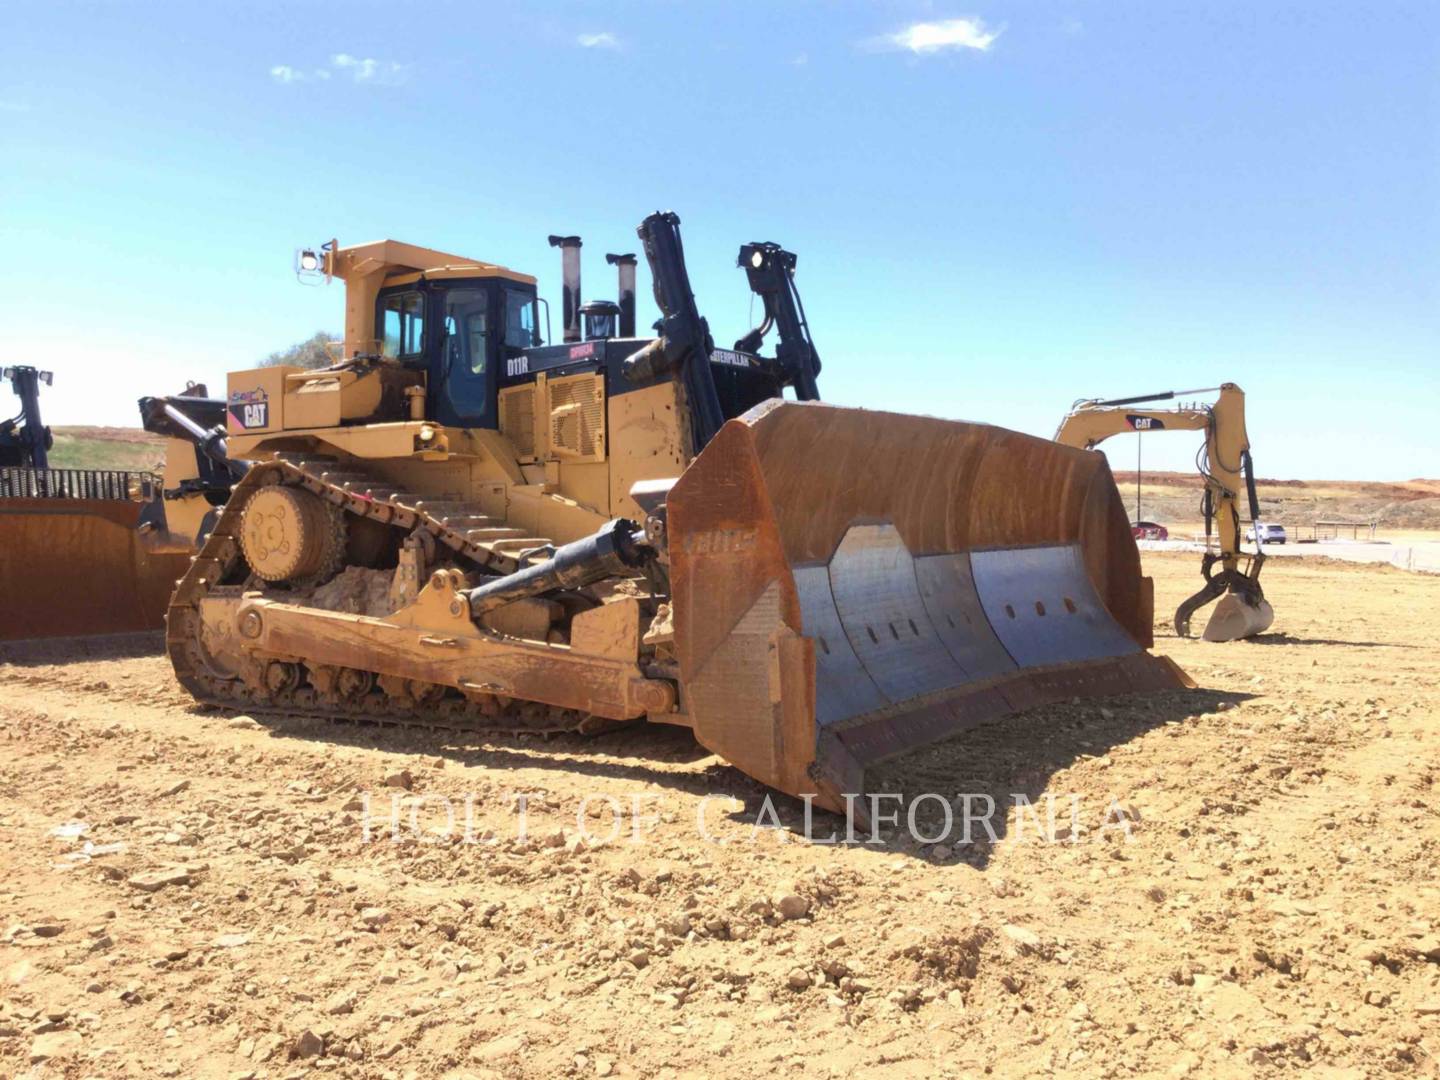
[547, 235, 582, 343]
[606, 252, 638, 337]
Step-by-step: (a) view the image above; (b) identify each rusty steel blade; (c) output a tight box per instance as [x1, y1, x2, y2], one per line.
[667, 400, 1191, 813]
[0, 499, 191, 641]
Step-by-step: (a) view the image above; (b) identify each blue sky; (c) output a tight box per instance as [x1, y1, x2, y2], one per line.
[4, 2, 1436, 480]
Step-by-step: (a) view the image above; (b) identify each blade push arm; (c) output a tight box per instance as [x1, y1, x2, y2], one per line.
[139, 392, 249, 481]
[138, 389, 250, 522]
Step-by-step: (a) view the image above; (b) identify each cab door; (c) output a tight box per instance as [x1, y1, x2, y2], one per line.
[434, 285, 496, 428]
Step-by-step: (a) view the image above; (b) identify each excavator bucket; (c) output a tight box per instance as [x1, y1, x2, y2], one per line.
[1202, 594, 1274, 642]
[667, 401, 1192, 814]
[0, 496, 192, 641]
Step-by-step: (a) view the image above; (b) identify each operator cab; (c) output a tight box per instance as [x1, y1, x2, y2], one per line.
[373, 274, 540, 429]
[313, 224, 819, 459]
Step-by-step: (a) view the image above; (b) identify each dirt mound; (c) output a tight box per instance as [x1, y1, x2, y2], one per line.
[1112, 470, 1440, 531]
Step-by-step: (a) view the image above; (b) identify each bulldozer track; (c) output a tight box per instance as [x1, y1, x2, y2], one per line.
[166, 454, 600, 737]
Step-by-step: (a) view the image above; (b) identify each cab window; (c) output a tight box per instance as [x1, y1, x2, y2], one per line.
[379, 292, 425, 358]
[444, 289, 489, 375]
[505, 289, 538, 349]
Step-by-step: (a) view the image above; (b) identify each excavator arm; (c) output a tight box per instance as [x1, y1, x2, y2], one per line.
[1055, 383, 1273, 641]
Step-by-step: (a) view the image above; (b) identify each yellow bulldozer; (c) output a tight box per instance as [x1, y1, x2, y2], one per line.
[0, 367, 245, 642]
[1054, 383, 1274, 642]
[165, 211, 1191, 814]
[0, 367, 205, 640]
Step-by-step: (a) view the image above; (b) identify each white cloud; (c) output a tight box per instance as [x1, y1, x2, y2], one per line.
[577, 32, 620, 50]
[0, 100, 31, 112]
[879, 17, 1000, 55]
[270, 64, 332, 84]
[331, 53, 409, 84]
[271, 55, 407, 86]
[331, 53, 374, 79]
[791, 51, 809, 66]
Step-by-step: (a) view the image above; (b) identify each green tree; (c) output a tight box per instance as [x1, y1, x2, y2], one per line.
[262, 331, 337, 369]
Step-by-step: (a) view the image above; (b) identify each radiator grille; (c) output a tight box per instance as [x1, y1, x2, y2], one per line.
[548, 374, 605, 461]
[499, 385, 537, 460]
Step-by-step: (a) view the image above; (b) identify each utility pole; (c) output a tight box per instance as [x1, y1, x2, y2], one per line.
[1136, 426, 1142, 521]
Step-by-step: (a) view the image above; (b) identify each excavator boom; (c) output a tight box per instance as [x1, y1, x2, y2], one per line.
[1054, 383, 1273, 641]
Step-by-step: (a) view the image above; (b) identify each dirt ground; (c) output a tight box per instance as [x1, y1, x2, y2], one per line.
[1, 551, 1437, 1078]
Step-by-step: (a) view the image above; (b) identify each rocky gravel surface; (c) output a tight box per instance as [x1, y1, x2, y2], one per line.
[1, 552, 1436, 1077]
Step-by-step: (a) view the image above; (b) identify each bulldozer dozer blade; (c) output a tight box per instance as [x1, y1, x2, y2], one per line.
[0, 499, 192, 641]
[1202, 593, 1275, 642]
[667, 401, 1192, 814]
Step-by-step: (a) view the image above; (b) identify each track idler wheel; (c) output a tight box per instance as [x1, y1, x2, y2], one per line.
[239, 485, 345, 585]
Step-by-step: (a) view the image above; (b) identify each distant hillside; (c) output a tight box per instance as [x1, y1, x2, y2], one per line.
[34, 430, 1440, 533]
[1112, 470, 1440, 531]
[46, 427, 168, 472]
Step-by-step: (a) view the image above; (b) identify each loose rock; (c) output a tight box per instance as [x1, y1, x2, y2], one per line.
[290, 1029, 324, 1058]
[773, 890, 810, 921]
[29, 1030, 82, 1063]
[128, 868, 191, 892]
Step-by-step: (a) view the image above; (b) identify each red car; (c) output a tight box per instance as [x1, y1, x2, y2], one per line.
[1131, 521, 1169, 541]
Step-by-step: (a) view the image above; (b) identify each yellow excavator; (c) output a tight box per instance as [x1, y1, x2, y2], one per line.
[1054, 383, 1273, 642]
[164, 211, 1191, 814]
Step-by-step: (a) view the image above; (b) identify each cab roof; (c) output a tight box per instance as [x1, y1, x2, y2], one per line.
[329, 239, 536, 287]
